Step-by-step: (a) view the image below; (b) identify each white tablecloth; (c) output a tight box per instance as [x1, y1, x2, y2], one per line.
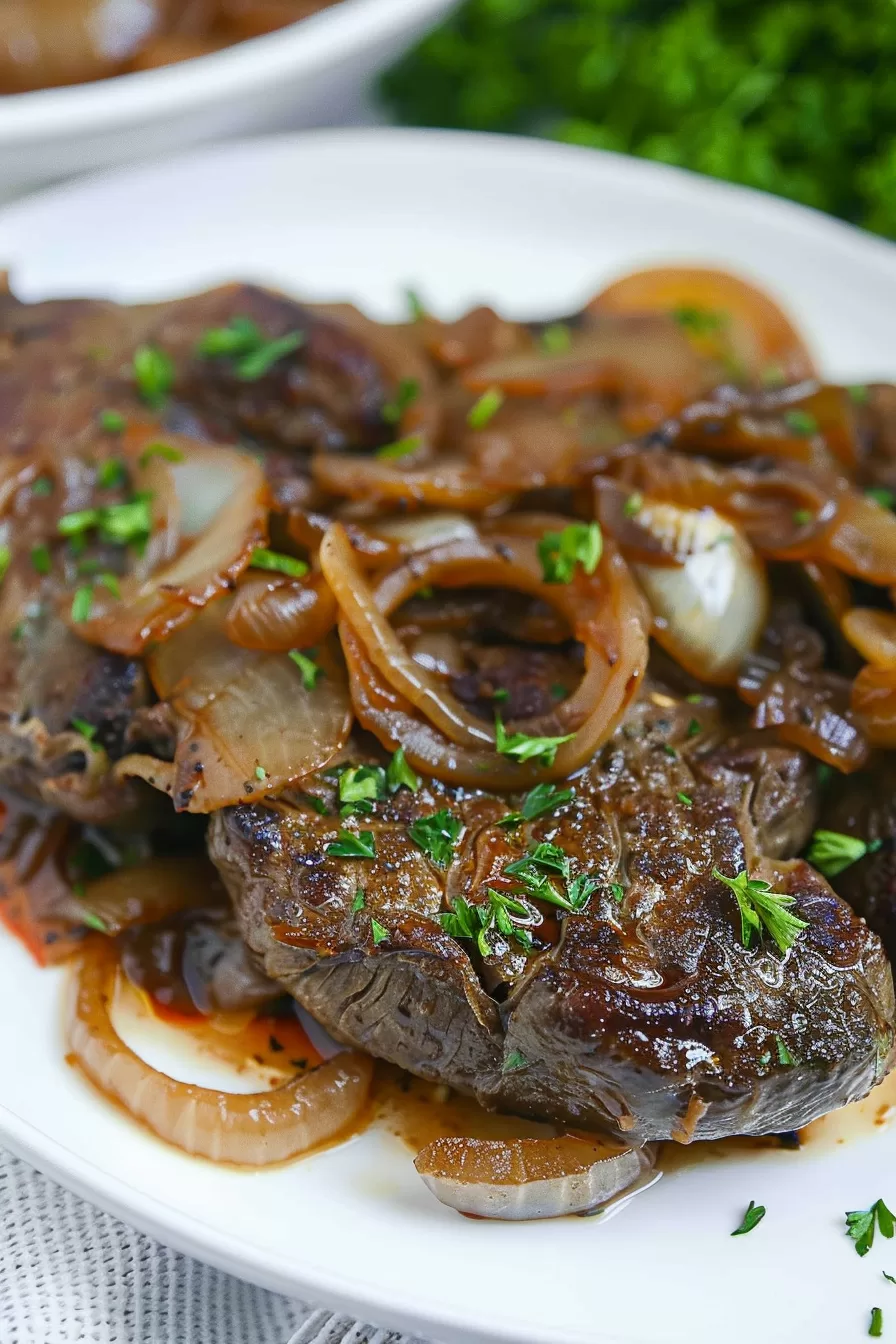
[0, 1146, 425, 1344]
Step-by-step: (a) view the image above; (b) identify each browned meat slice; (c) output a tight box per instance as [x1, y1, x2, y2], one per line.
[820, 762, 896, 962]
[208, 692, 894, 1144]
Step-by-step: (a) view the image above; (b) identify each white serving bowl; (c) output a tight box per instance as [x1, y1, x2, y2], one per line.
[0, 0, 452, 200]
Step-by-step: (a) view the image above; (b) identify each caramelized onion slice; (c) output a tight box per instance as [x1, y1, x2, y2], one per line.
[73, 443, 267, 656]
[629, 503, 768, 685]
[79, 857, 224, 937]
[842, 609, 896, 669]
[224, 572, 337, 652]
[69, 941, 373, 1165]
[415, 1135, 654, 1220]
[136, 599, 352, 812]
[852, 664, 896, 748]
[312, 454, 506, 512]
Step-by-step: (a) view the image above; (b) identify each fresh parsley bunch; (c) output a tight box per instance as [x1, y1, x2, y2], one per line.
[382, 0, 896, 239]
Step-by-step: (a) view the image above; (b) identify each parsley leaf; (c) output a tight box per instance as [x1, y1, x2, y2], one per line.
[250, 549, 308, 578]
[846, 1200, 896, 1257]
[440, 895, 482, 940]
[387, 747, 420, 793]
[870, 1307, 884, 1338]
[494, 716, 574, 767]
[70, 586, 94, 623]
[497, 782, 574, 829]
[99, 409, 126, 433]
[371, 918, 390, 946]
[537, 522, 602, 584]
[96, 457, 126, 488]
[339, 765, 386, 815]
[31, 476, 53, 497]
[326, 830, 377, 860]
[540, 322, 572, 354]
[807, 829, 879, 877]
[139, 441, 184, 467]
[70, 717, 97, 742]
[868, 487, 896, 510]
[288, 649, 321, 689]
[673, 305, 725, 335]
[197, 316, 263, 357]
[610, 882, 625, 904]
[712, 867, 808, 954]
[408, 809, 462, 867]
[467, 387, 504, 428]
[376, 432, 424, 461]
[0, 546, 10, 584]
[382, 377, 420, 424]
[133, 345, 174, 409]
[731, 1200, 766, 1236]
[351, 889, 366, 912]
[236, 332, 304, 381]
[30, 544, 51, 575]
[783, 408, 818, 436]
[502, 1049, 529, 1072]
[775, 1035, 795, 1066]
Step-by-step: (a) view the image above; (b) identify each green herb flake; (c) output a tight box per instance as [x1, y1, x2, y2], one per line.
[408, 809, 462, 868]
[301, 793, 329, 816]
[494, 716, 574, 768]
[339, 765, 387, 811]
[326, 829, 377, 860]
[676, 791, 693, 807]
[371, 918, 390, 946]
[70, 586, 94, 623]
[99, 495, 153, 546]
[848, 1202, 896, 1258]
[96, 572, 121, 599]
[540, 322, 572, 354]
[352, 889, 366, 912]
[538, 521, 603, 584]
[0, 546, 10, 584]
[662, 743, 677, 758]
[81, 910, 109, 933]
[806, 829, 876, 877]
[139, 442, 184, 467]
[97, 457, 126, 489]
[382, 376, 421, 424]
[57, 509, 101, 537]
[498, 782, 575, 828]
[250, 549, 308, 579]
[713, 867, 808, 955]
[623, 492, 643, 518]
[387, 747, 420, 794]
[849, 384, 870, 406]
[673, 305, 725, 335]
[492, 687, 510, 703]
[775, 1035, 795, 1067]
[610, 882, 625, 904]
[99, 409, 126, 433]
[731, 1200, 766, 1236]
[783, 409, 818, 436]
[377, 432, 424, 461]
[31, 477, 53, 497]
[254, 766, 267, 781]
[288, 648, 321, 689]
[197, 316, 262, 358]
[405, 288, 426, 322]
[236, 331, 304, 381]
[868, 488, 896, 510]
[792, 508, 814, 526]
[870, 1307, 884, 1338]
[551, 683, 567, 701]
[70, 717, 97, 742]
[502, 1049, 529, 1073]
[440, 895, 482, 941]
[884, 1273, 896, 1286]
[687, 718, 702, 737]
[467, 387, 505, 429]
[30, 544, 51, 575]
[133, 344, 174, 409]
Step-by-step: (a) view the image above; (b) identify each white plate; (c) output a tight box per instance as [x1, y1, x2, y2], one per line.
[1, 129, 896, 1344]
[0, 0, 452, 199]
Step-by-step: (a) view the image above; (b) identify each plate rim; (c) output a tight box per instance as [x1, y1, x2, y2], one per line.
[1, 126, 896, 1344]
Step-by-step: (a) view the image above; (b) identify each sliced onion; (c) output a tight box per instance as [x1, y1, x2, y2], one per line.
[79, 857, 224, 937]
[69, 940, 373, 1165]
[628, 503, 769, 685]
[312, 453, 506, 512]
[852, 664, 896, 747]
[224, 572, 337, 651]
[414, 1135, 654, 1220]
[370, 512, 481, 552]
[588, 265, 817, 383]
[73, 442, 268, 655]
[119, 599, 352, 812]
[842, 609, 896, 669]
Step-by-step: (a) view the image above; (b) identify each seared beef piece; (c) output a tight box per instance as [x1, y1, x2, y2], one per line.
[820, 763, 896, 961]
[208, 690, 892, 1144]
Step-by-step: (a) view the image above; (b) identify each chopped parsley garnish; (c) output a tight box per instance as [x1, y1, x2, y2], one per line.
[70, 586, 94, 623]
[885, 1273, 896, 1286]
[497, 782, 575, 829]
[236, 332, 304, 381]
[339, 765, 386, 815]
[540, 322, 572, 354]
[70, 717, 97, 742]
[506, 841, 570, 881]
[58, 509, 101, 537]
[731, 1201, 766, 1236]
[31, 477, 52, 497]
[351, 889, 366, 912]
[538, 521, 602, 584]
[30, 544, 51, 575]
[301, 793, 329, 816]
[713, 867, 808, 955]
[504, 843, 599, 913]
[849, 384, 870, 406]
[326, 830, 377, 860]
[382, 377, 420, 424]
[440, 894, 482, 941]
[673, 305, 725, 335]
[371, 918, 390, 946]
[133, 344, 174, 409]
[623, 492, 643, 518]
[687, 718, 702, 737]
[610, 882, 625, 904]
[96, 457, 126, 489]
[408, 809, 462, 867]
[492, 687, 510, 703]
[197, 316, 263, 357]
[776, 1035, 795, 1066]
[100, 495, 153, 546]
[868, 488, 896, 510]
[783, 408, 818, 436]
[0, 546, 10, 584]
[387, 747, 420, 793]
[551, 683, 566, 700]
[405, 287, 426, 322]
[494, 716, 574, 767]
[139, 442, 184, 467]
[250, 548, 308, 578]
[502, 1049, 529, 1072]
[377, 432, 424, 461]
[676, 792, 693, 807]
[807, 829, 880, 877]
[467, 387, 504, 429]
[288, 649, 321, 689]
[870, 1307, 884, 1338]
[441, 891, 535, 957]
[662, 743, 677, 758]
[686, 693, 703, 704]
[847, 1201, 896, 1258]
[99, 409, 126, 433]
[254, 766, 267, 781]
[792, 508, 814, 526]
